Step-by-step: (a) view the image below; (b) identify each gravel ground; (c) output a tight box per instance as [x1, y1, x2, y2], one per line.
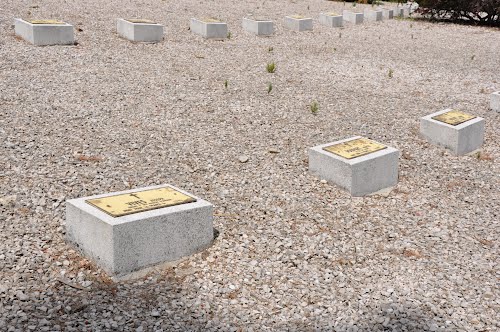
[1, 0, 499, 331]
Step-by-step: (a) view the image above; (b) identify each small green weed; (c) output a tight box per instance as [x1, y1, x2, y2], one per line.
[310, 101, 319, 115]
[266, 62, 276, 73]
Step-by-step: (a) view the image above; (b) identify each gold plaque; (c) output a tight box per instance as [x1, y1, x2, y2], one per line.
[327, 12, 339, 16]
[290, 15, 306, 19]
[126, 19, 157, 24]
[29, 19, 64, 24]
[432, 110, 476, 126]
[323, 138, 387, 159]
[86, 187, 196, 217]
[202, 18, 221, 23]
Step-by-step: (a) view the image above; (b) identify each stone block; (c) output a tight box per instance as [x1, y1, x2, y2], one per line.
[242, 18, 274, 36]
[343, 10, 364, 24]
[394, 7, 410, 17]
[14, 18, 74, 46]
[420, 109, 485, 155]
[117, 19, 164, 43]
[382, 8, 394, 19]
[490, 91, 500, 112]
[364, 9, 383, 22]
[190, 18, 228, 39]
[309, 136, 399, 196]
[319, 12, 343, 28]
[284, 15, 313, 31]
[66, 185, 213, 276]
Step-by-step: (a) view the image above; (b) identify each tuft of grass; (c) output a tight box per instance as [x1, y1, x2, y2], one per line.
[388, 68, 394, 78]
[224, 80, 228, 89]
[227, 32, 231, 39]
[268, 46, 273, 52]
[474, 151, 494, 161]
[266, 62, 276, 73]
[268, 82, 273, 94]
[310, 101, 319, 115]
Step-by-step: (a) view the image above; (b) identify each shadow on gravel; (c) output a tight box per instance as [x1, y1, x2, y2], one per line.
[273, 300, 441, 331]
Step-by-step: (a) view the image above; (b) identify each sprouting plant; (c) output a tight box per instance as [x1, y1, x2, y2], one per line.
[268, 46, 274, 52]
[352, 2, 357, 7]
[388, 69, 394, 78]
[224, 80, 228, 89]
[268, 83, 273, 94]
[266, 62, 276, 73]
[227, 32, 231, 39]
[310, 101, 319, 115]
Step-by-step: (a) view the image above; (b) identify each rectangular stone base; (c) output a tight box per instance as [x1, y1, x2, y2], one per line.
[190, 18, 228, 39]
[319, 13, 343, 28]
[343, 11, 364, 24]
[382, 8, 394, 19]
[491, 91, 500, 112]
[242, 18, 274, 35]
[284, 16, 313, 31]
[14, 18, 74, 46]
[365, 10, 383, 22]
[420, 109, 485, 155]
[309, 136, 399, 196]
[66, 185, 213, 276]
[117, 19, 164, 42]
[395, 7, 410, 18]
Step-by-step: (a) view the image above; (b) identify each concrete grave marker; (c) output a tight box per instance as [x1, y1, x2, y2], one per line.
[190, 18, 228, 39]
[284, 15, 313, 31]
[491, 91, 500, 112]
[364, 9, 383, 22]
[343, 10, 364, 24]
[394, 6, 410, 18]
[420, 109, 485, 155]
[14, 18, 74, 46]
[309, 137, 399, 196]
[319, 12, 343, 28]
[66, 185, 213, 276]
[382, 8, 394, 19]
[242, 18, 274, 36]
[117, 18, 164, 43]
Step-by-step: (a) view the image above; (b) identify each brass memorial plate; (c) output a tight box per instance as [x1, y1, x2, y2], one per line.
[323, 138, 387, 159]
[202, 18, 221, 23]
[29, 19, 64, 24]
[126, 19, 157, 24]
[327, 12, 339, 16]
[86, 187, 197, 218]
[432, 110, 476, 126]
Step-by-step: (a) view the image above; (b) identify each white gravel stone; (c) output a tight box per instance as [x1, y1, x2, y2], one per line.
[0, 0, 498, 331]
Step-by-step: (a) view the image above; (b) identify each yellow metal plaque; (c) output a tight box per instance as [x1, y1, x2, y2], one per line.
[86, 187, 196, 218]
[323, 138, 387, 159]
[29, 19, 64, 24]
[327, 12, 339, 16]
[126, 19, 157, 24]
[202, 18, 221, 23]
[432, 110, 476, 126]
[290, 15, 306, 19]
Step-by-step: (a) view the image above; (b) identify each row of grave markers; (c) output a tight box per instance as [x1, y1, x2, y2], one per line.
[66, 107, 496, 277]
[13, 7, 410, 45]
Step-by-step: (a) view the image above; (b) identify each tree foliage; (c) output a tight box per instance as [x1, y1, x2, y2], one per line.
[418, 0, 500, 25]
